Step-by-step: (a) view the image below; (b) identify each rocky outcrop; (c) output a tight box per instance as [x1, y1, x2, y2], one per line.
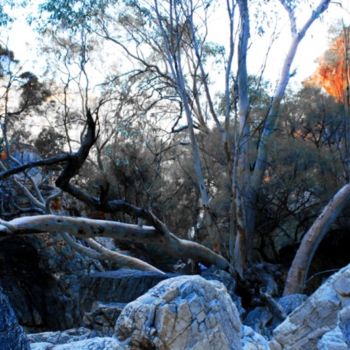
[115, 275, 242, 350]
[82, 301, 126, 335]
[270, 263, 350, 349]
[80, 269, 176, 312]
[0, 235, 103, 331]
[0, 288, 30, 350]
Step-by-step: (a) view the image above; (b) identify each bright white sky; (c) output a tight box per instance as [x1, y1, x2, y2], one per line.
[3, 0, 350, 91]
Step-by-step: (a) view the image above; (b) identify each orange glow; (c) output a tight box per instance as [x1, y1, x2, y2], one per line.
[50, 198, 62, 211]
[0, 151, 7, 160]
[306, 29, 350, 102]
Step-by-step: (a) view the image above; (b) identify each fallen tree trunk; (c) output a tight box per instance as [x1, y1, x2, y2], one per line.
[283, 183, 350, 295]
[0, 214, 230, 271]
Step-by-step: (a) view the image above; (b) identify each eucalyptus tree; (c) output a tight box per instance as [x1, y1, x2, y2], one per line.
[28, 0, 332, 276]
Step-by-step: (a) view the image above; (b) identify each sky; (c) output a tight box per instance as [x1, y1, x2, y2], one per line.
[2, 0, 350, 91]
[206, 0, 350, 90]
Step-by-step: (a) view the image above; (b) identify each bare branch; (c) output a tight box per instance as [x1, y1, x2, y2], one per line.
[0, 214, 229, 270]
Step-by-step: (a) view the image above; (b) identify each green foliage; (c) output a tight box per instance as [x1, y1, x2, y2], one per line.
[18, 72, 52, 110]
[38, 0, 117, 29]
[0, 5, 12, 26]
[255, 87, 345, 260]
[34, 127, 65, 157]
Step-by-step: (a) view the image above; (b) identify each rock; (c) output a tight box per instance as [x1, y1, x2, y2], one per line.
[201, 267, 244, 316]
[277, 294, 307, 315]
[339, 305, 350, 346]
[27, 327, 99, 345]
[30, 342, 53, 350]
[334, 275, 350, 296]
[243, 294, 306, 337]
[79, 269, 176, 318]
[271, 263, 350, 349]
[241, 326, 270, 350]
[0, 288, 30, 350]
[244, 307, 272, 335]
[0, 235, 102, 331]
[115, 275, 241, 350]
[317, 327, 348, 350]
[30, 337, 121, 349]
[83, 301, 126, 335]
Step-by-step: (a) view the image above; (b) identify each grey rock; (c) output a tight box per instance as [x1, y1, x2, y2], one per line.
[270, 263, 350, 349]
[0, 235, 101, 331]
[201, 267, 244, 316]
[317, 326, 348, 350]
[27, 327, 99, 345]
[339, 305, 350, 346]
[80, 269, 176, 313]
[241, 326, 270, 350]
[30, 342, 53, 350]
[244, 307, 272, 335]
[0, 288, 30, 350]
[277, 294, 307, 315]
[115, 275, 241, 350]
[30, 337, 121, 350]
[243, 294, 307, 337]
[83, 301, 126, 335]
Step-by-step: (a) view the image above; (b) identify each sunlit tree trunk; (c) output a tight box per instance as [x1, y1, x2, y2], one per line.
[231, 0, 330, 273]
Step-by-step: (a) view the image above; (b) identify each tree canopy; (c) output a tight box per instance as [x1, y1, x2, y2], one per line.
[0, 0, 350, 297]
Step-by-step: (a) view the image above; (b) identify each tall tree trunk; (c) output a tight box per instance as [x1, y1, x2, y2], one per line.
[231, 0, 251, 276]
[283, 184, 350, 295]
[154, 0, 219, 250]
[230, 0, 330, 276]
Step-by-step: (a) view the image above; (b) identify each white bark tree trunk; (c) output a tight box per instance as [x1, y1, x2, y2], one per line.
[283, 184, 350, 295]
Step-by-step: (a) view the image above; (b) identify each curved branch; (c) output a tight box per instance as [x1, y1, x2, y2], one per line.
[60, 232, 163, 273]
[283, 184, 350, 295]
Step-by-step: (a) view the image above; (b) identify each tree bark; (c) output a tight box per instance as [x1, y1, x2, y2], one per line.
[283, 184, 350, 295]
[0, 214, 230, 270]
[232, 0, 251, 276]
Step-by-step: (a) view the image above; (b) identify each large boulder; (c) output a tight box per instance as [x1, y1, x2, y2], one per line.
[270, 263, 350, 349]
[115, 275, 241, 350]
[0, 288, 30, 350]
